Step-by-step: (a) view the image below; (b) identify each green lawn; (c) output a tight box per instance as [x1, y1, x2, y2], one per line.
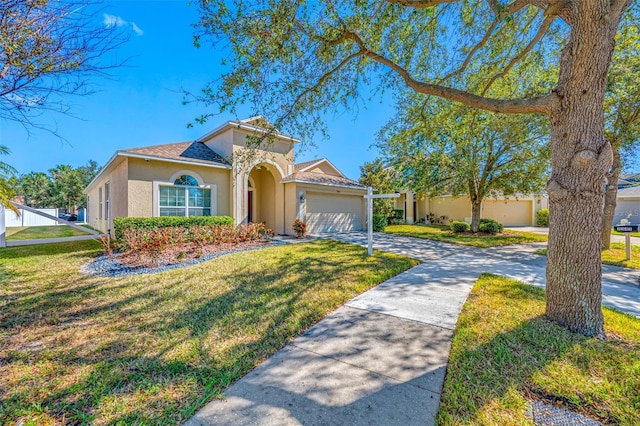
[5, 225, 91, 241]
[438, 274, 640, 425]
[535, 243, 640, 269]
[0, 239, 418, 425]
[384, 224, 548, 248]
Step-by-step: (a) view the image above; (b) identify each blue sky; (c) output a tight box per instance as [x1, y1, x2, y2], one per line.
[0, 0, 393, 180]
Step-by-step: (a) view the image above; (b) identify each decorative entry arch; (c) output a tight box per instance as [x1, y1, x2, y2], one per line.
[241, 160, 284, 233]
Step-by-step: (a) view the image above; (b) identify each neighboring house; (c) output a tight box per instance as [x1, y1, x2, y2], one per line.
[617, 173, 640, 189]
[614, 186, 640, 225]
[393, 191, 549, 226]
[84, 117, 367, 236]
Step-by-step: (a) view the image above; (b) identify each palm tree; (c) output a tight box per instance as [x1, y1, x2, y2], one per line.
[0, 146, 18, 214]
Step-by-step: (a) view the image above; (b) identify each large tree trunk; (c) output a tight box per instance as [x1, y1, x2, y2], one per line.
[601, 148, 622, 250]
[470, 199, 481, 232]
[545, 4, 624, 338]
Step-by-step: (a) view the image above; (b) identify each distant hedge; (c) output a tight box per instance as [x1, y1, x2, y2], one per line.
[114, 216, 234, 243]
[535, 208, 549, 227]
[373, 214, 387, 232]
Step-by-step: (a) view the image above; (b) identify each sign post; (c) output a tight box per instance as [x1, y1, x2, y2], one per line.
[364, 188, 400, 256]
[613, 224, 640, 260]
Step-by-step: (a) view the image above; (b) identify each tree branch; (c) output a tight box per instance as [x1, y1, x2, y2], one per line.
[364, 48, 556, 113]
[480, 13, 554, 95]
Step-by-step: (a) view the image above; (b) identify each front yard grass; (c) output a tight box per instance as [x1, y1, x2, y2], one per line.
[384, 224, 548, 248]
[0, 239, 418, 425]
[438, 274, 640, 425]
[6, 225, 91, 241]
[535, 243, 640, 269]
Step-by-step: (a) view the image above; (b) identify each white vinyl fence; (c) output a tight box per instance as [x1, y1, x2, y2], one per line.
[4, 207, 87, 227]
[5, 207, 59, 227]
[1, 204, 101, 248]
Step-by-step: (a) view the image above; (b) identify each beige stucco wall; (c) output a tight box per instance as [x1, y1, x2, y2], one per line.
[249, 166, 277, 230]
[284, 182, 299, 234]
[202, 130, 234, 160]
[429, 196, 472, 223]
[86, 158, 128, 233]
[232, 129, 294, 176]
[127, 157, 232, 217]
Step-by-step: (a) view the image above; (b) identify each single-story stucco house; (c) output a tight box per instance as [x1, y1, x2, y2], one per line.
[394, 191, 549, 226]
[84, 117, 367, 236]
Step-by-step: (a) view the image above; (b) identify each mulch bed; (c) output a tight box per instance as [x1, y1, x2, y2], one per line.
[81, 240, 278, 278]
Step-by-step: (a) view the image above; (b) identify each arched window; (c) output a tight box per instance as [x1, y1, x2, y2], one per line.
[159, 173, 211, 217]
[174, 175, 199, 186]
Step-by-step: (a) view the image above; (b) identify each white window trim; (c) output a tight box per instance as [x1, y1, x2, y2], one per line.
[98, 188, 103, 220]
[152, 179, 217, 217]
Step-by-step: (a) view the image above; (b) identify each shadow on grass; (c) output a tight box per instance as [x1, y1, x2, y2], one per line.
[0, 239, 101, 259]
[438, 276, 635, 425]
[1, 239, 417, 424]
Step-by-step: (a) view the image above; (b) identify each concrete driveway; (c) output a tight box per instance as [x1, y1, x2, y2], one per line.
[186, 232, 640, 426]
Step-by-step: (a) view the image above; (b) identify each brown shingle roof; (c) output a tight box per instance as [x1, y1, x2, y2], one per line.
[122, 141, 229, 167]
[294, 159, 324, 172]
[282, 171, 366, 189]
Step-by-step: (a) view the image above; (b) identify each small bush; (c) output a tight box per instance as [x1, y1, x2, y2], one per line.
[479, 218, 503, 234]
[373, 214, 387, 232]
[426, 213, 449, 225]
[118, 222, 270, 254]
[536, 208, 549, 227]
[451, 221, 470, 233]
[114, 216, 234, 244]
[389, 209, 404, 225]
[292, 219, 307, 238]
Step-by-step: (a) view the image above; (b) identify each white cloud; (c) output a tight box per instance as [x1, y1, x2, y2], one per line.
[131, 22, 144, 36]
[103, 14, 143, 36]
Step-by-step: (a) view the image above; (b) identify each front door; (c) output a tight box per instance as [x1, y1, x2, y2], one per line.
[247, 190, 253, 223]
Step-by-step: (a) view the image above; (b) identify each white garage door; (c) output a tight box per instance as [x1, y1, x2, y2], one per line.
[482, 200, 532, 226]
[306, 192, 363, 234]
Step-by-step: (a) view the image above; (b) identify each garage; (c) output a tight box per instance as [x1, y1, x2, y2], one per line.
[305, 192, 364, 234]
[614, 199, 640, 224]
[482, 200, 532, 226]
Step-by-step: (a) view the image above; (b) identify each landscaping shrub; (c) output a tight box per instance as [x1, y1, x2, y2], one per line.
[479, 218, 503, 234]
[427, 212, 449, 225]
[117, 222, 272, 256]
[389, 209, 405, 225]
[114, 216, 234, 245]
[536, 208, 549, 227]
[292, 219, 307, 238]
[450, 221, 470, 233]
[373, 214, 387, 232]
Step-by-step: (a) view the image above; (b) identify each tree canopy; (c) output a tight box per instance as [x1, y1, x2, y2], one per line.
[193, 0, 634, 336]
[13, 161, 100, 212]
[0, 0, 126, 132]
[359, 159, 399, 216]
[601, 6, 640, 248]
[379, 97, 550, 231]
[0, 146, 18, 214]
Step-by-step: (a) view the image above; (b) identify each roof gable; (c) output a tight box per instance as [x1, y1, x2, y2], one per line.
[122, 141, 230, 166]
[294, 158, 345, 177]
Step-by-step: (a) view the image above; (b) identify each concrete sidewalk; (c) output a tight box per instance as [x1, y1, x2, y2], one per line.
[186, 232, 640, 425]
